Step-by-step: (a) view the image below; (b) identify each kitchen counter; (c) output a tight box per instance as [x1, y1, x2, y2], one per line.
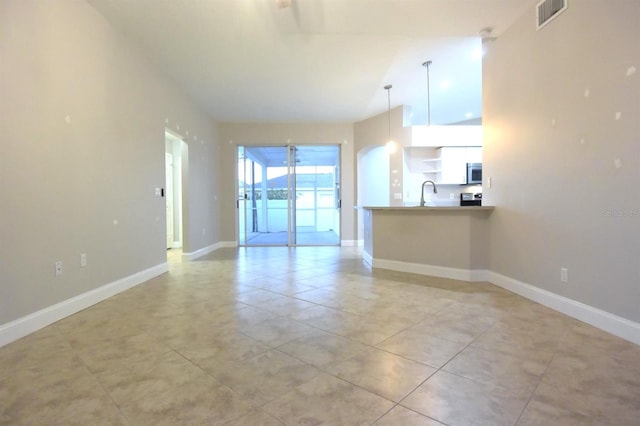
[362, 206, 494, 211]
[362, 206, 494, 281]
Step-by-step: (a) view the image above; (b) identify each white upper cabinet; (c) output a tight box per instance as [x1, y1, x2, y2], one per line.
[437, 147, 483, 184]
[466, 146, 483, 163]
[438, 147, 467, 184]
[411, 125, 482, 147]
[403, 146, 483, 186]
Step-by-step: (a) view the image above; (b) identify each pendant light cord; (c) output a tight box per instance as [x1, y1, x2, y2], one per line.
[423, 60, 432, 126]
[384, 84, 392, 142]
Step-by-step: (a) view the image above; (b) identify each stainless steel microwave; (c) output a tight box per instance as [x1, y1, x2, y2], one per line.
[466, 163, 482, 184]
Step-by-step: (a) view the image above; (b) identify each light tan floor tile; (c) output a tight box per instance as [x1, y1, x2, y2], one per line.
[3, 246, 639, 425]
[364, 303, 442, 327]
[374, 405, 444, 425]
[516, 399, 602, 426]
[117, 374, 253, 425]
[0, 355, 126, 425]
[287, 304, 363, 331]
[401, 370, 530, 426]
[239, 316, 318, 347]
[202, 349, 321, 407]
[530, 347, 640, 422]
[136, 320, 234, 349]
[176, 332, 271, 366]
[236, 288, 284, 305]
[376, 327, 467, 368]
[333, 316, 412, 346]
[262, 372, 395, 425]
[561, 320, 640, 356]
[531, 378, 640, 423]
[294, 287, 346, 309]
[443, 345, 547, 395]
[95, 350, 207, 406]
[54, 299, 135, 337]
[253, 295, 319, 316]
[326, 347, 436, 402]
[0, 326, 72, 380]
[408, 310, 496, 344]
[220, 304, 280, 329]
[223, 408, 284, 425]
[70, 330, 173, 374]
[276, 329, 368, 368]
[470, 325, 560, 365]
[255, 278, 317, 296]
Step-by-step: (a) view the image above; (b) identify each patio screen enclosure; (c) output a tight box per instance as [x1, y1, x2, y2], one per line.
[237, 145, 341, 246]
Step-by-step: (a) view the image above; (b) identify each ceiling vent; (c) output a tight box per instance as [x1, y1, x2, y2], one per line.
[536, 0, 568, 30]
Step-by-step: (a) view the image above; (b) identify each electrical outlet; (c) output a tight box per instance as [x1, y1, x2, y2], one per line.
[80, 253, 87, 267]
[560, 268, 568, 283]
[55, 261, 63, 276]
[449, 193, 455, 200]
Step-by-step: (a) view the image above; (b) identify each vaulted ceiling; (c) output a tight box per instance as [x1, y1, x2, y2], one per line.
[88, 0, 535, 124]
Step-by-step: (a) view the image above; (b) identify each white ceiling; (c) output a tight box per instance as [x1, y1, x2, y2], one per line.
[88, 0, 535, 125]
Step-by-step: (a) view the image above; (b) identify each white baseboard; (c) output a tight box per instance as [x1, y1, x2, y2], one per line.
[367, 256, 640, 345]
[340, 240, 358, 247]
[182, 241, 236, 261]
[372, 257, 490, 282]
[0, 263, 168, 348]
[363, 250, 373, 266]
[489, 272, 640, 346]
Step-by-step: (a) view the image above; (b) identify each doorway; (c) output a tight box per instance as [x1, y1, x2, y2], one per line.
[237, 145, 341, 246]
[165, 131, 184, 252]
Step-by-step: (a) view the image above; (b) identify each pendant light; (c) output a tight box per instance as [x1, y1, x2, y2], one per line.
[422, 60, 432, 126]
[384, 84, 396, 153]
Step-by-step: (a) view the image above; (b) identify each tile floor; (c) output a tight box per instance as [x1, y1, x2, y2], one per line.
[1, 246, 639, 425]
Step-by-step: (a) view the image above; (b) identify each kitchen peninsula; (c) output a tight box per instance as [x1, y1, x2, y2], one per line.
[362, 206, 494, 281]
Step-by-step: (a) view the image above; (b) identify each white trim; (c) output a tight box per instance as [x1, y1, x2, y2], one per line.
[363, 250, 373, 266]
[340, 240, 358, 246]
[367, 257, 640, 345]
[0, 263, 168, 348]
[182, 241, 236, 261]
[489, 272, 640, 346]
[371, 257, 490, 282]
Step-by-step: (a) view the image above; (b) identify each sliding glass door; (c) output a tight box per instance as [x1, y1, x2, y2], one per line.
[237, 145, 340, 246]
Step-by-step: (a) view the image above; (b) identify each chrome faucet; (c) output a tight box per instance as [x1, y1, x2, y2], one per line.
[420, 180, 438, 207]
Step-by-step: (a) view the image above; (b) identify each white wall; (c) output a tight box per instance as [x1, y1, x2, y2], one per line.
[483, 0, 640, 324]
[354, 105, 411, 204]
[358, 147, 390, 207]
[0, 1, 221, 335]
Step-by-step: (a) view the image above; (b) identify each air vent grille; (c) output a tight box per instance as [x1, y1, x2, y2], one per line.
[536, 0, 568, 30]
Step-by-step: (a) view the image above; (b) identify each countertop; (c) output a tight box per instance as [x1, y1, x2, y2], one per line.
[361, 206, 495, 211]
